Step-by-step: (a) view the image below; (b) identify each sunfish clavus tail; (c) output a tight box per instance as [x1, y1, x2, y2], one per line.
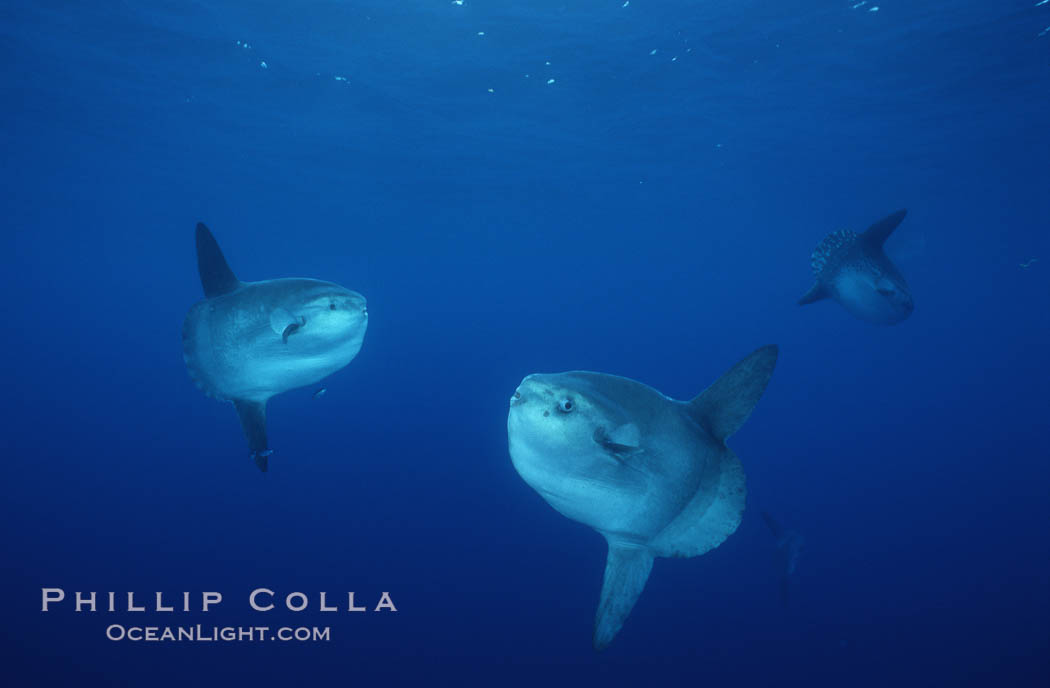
[182, 223, 368, 471]
[798, 209, 914, 325]
[507, 345, 778, 649]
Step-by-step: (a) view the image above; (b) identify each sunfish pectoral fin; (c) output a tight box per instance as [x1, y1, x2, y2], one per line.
[593, 542, 654, 651]
[593, 424, 642, 462]
[270, 308, 306, 343]
[281, 322, 302, 344]
[195, 223, 241, 298]
[798, 282, 828, 306]
[687, 345, 778, 443]
[233, 399, 270, 472]
[860, 209, 907, 249]
[875, 277, 896, 296]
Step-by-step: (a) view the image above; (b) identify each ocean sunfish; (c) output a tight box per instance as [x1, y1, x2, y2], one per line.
[761, 511, 804, 608]
[507, 346, 778, 650]
[182, 223, 368, 471]
[798, 209, 914, 325]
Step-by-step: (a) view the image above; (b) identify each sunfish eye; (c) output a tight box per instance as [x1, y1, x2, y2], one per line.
[557, 398, 575, 413]
[329, 303, 336, 310]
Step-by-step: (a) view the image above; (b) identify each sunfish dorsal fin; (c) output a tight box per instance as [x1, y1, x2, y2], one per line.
[196, 223, 241, 298]
[233, 399, 269, 472]
[860, 209, 907, 250]
[686, 345, 778, 443]
[593, 542, 654, 651]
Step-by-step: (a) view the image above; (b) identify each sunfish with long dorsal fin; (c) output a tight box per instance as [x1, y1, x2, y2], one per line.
[507, 346, 778, 650]
[761, 510, 804, 608]
[182, 223, 368, 471]
[798, 209, 914, 325]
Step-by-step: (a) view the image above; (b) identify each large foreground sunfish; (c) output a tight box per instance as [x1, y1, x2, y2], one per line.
[507, 345, 778, 650]
[182, 223, 368, 471]
[798, 209, 914, 325]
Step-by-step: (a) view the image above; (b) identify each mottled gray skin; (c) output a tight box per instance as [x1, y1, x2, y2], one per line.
[507, 346, 777, 650]
[799, 209, 914, 325]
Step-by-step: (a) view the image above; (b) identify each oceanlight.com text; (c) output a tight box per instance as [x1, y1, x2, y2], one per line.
[105, 624, 331, 642]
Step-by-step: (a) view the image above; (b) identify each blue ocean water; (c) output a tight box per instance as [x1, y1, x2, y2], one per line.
[2, 0, 1048, 685]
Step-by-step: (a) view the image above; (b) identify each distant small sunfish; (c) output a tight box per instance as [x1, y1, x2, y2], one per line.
[183, 223, 368, 472]
[313, 387, 327, 399]
[761, 511, 805, 608]
[508, 346, 778, 650]
[799, 209, 914, 325]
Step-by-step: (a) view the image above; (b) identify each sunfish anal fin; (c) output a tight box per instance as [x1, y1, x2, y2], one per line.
[593, 542, 654, 651]
[233, 399, 270, 472]
[798, 282, 828, 306]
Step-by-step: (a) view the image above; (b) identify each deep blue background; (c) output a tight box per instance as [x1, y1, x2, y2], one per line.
[2, 1, 1048, 685]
